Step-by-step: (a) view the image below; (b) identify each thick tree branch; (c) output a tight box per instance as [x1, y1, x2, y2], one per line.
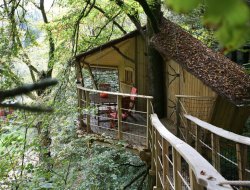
[0, 78, 58, 101]
[82, 60, 98, 89]
[123, 166, 149, 189]
[120, 163, 145, 168]
[134, 0, 160, 33]
[93, 5, 127, 34]
[112, 0, 145, 38]
[0, 103, 53, 112]
[3, 0, 41, 83]
[40, 0, 55, 77]
[72, 0, 96, 55]
[112, 45, 135, 63]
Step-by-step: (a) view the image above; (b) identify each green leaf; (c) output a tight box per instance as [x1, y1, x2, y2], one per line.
[165, 0, 200, 13]
[203, 0, 250, 49]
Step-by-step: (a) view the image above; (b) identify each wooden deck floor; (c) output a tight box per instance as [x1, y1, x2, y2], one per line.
[89, 112, 147, 147]
[86, 113, 177, 148]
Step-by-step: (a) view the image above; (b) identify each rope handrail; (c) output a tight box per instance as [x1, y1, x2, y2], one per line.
[184, 114, 250, 146]
[77, 85, 153, 99]
[150, 114, 232, 190]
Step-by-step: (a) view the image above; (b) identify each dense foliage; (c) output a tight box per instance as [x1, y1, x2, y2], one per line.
[0, 0, 249, 189]
[165, 0, 250, 51]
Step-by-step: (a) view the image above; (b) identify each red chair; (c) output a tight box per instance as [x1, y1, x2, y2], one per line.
[108, 87, 137, 128]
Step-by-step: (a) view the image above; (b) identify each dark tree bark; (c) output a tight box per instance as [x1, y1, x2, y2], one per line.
[139, 0, 165, 118]
[93, 5, 127, 34]
[39, 0, 55, 78]
[113, 0, 165, 117]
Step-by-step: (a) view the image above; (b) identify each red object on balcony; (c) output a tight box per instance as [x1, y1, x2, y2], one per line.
[100, 93, 108, 98]
[0, 110, 5, 116]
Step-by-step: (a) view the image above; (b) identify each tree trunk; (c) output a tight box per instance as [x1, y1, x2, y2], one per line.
[146, 0, 165, 118]
[76, 61, 86, 130]
[36, 121, 52, 179]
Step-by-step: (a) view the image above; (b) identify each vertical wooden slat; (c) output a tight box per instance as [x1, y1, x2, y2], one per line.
[189, 168, 203, 190]
[155, 131, 161, 188]
[173, 149, 181, 190]
[176, 97, 181, 138]
[151, 128, 156, 173]
[236, 143, 247, 181]
[195, 124, 202, 153]
[77, 87, 85, 130]
[117, 95, 122, 140]
[147, 99, 151, 149]
[149, 127, 156, 189]
[186, 119, 191, 145]
[85, 91, 90, 133]
[162, 139, 170, 190]
[211, 133, 220, 172]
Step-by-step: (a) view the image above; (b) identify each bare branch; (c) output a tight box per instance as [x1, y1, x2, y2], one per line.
[0, 103, 53, 112]
[72, 0, 96, 55]
[112, 45, 135, 63]
[0, 78, 58, 101]
[123, 166, 149, 189]
[39, 0, 55, 76]
[93, 5, 127, 34]
[112, 0, 145, 38]
[134, 0, 160, 33]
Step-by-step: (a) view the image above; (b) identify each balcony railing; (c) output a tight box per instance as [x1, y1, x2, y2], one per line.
[149, 114, 232, 190]
[76, 86, 250, 189]
[183, 114, 250, 184]
[77, 85, 153, 147]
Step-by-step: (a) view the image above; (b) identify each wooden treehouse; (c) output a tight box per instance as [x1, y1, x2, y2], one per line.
[74, 18, 250, 189]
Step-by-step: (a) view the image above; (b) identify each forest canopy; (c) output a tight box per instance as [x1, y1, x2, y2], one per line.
[0, 0, 249, 189]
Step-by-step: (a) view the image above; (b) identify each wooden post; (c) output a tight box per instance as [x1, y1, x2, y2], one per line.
[189, 168, 203, 190]
[77, 87, 85, 130]
[195, 124, 202, 153]
[173, 148, 181, 190]
[75, 60, 85, 131]
[155, 132, 161, 188]
[176, 97, 181, 138]
[162, 140, 170, 190]
[147, 99, 151, 149]
[236, 143, 247, 181]
[186, 119, 191, 145]
[117, 95, 122, 140]
[211, 133, 220, 172]
[85, 91, 91, 133]
[149, 128, 156, 190]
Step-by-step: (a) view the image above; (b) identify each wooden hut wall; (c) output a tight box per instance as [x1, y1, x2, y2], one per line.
[82, 38, 136, 84]
[80, 34, 149, 111]
[211, 96, 250, 134]
[165, 59, 217, 123]
[135, 35, 149, 111]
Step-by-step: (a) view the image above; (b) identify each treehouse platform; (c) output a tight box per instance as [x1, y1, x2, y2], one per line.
[77, 86, 250, 190]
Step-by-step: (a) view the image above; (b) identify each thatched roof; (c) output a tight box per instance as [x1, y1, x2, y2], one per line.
[151, 18, 250, 106]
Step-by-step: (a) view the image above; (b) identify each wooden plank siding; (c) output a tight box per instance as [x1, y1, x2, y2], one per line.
[135, 35, 148, 111]
[81, 38, 136, 83]
[79, 34, 149, 112]
[76, 31, 250, 134]
[166, 59, 217, 123]
[211, 96, 250, 133]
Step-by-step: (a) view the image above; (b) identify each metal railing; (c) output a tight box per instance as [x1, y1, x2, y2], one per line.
[149, 114, 232, 190]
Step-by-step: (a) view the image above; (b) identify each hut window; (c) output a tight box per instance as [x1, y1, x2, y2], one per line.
[82, 66, 119, 92]
[125, 69, 133, 84]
